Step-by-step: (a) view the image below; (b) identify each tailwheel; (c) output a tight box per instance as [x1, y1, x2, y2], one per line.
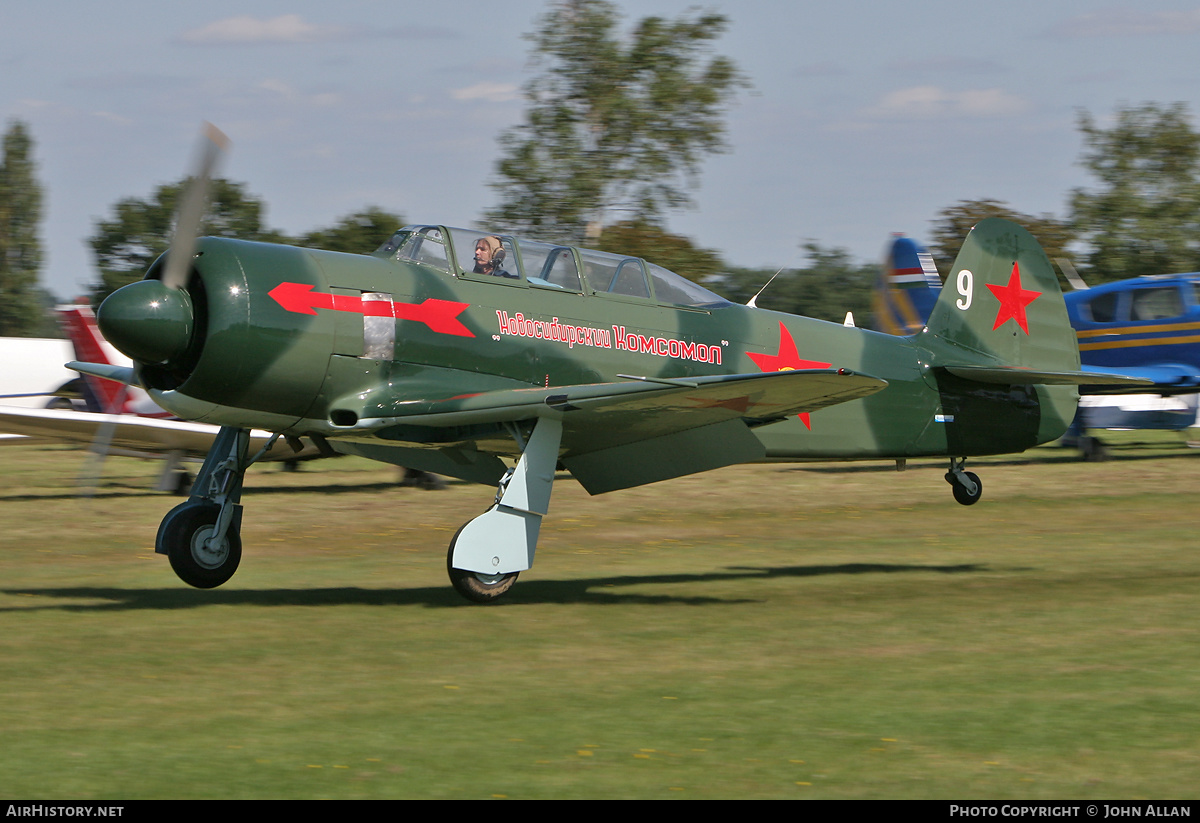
[945, 460, 982, 506]
[446, 526, 518, 604]
[159, 501, 242, 589]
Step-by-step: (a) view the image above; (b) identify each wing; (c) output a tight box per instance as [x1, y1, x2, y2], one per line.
[1069, 363, 1200, 396]
[335, 369, 887, 494]
[0, 406, 216, 454]
[0, 406, 314, 461]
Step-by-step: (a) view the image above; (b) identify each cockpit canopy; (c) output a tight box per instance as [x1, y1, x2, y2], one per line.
[375, 225, 731, 309]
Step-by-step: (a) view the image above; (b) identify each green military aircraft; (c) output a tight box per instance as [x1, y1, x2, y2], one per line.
[74, 129, 1146, 602]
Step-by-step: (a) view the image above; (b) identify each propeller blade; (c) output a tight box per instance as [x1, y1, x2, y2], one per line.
[161, 122, 230, 291]
[76, 384, 128, 497]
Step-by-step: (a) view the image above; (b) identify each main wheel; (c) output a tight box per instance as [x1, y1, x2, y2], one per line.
[446, 527, 518, 604]
[1079, 435, 1108, 462]
[169, 470, 193, 496]
[950, 471, 982, 506]
[159, 502, 242, 589]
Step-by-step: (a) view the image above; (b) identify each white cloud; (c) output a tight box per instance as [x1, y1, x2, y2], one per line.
[179, 15, 346, 45]
[866, 86, 1028, 119]
[1050, 9, 1200, 37]
[450, 82, 520, 103]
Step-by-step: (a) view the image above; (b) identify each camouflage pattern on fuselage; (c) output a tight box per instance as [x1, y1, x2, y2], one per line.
[115, 220, 1082, 491]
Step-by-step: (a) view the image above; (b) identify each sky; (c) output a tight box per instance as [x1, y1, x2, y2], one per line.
[5, 0, 1200, 299]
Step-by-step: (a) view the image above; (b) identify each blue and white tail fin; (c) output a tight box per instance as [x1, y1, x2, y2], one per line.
[871, 234, 942, 335]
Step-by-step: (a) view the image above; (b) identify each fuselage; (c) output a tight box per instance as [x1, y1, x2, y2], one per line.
[126, 225, 1076, 468]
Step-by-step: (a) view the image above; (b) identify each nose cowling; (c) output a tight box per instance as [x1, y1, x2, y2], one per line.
[98, 278, 195, 367]
[93, 236, 363, 426]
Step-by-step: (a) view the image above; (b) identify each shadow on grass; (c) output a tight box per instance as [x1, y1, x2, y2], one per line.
[2, 561, 987, 612]
[0, 480, 468, 502]
[788, 441, 1198, 474]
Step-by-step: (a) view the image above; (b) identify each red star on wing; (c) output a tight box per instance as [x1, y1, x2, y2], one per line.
[747, 321, 830, 430]
[986, 262, 1042, 334]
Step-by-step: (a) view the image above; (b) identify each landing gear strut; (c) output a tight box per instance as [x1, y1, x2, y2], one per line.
[945, 457, 982, 506]
[156, 426, 274, 588]
[446, 417, 563, 603]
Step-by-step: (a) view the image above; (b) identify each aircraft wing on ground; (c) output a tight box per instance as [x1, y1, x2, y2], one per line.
[0, 405, 315, 461]
[0, 307, 342, 493]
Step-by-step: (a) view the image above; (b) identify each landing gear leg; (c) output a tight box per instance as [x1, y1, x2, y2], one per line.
[153, 450, 192, 495]
[447, 417, 563, 603]
[156, 426, 267, 588]
[945, 457, 982, 506]
[1078, 434, 1108, 462]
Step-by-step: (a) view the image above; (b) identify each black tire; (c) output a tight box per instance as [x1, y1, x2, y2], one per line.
[170, 471, 193, 497]
[160, 502, 241, 589]
[446, 527, 518, 604]
[951, 471, 982, 506]
[1080, 436, 1108, 463]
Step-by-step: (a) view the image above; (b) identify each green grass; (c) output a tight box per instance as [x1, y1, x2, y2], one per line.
[1, 434, 1199, 798]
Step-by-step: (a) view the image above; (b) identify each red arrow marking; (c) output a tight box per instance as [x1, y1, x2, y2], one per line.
[268, 282, 474, 338]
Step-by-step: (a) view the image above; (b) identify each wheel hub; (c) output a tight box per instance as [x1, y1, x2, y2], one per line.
[190, 526, 229, 569]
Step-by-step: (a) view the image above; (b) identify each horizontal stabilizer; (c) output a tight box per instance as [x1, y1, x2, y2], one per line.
[1068, 363, 1200, 395]
[67, 361, 139, 387]
[942, 365, 1154, 388]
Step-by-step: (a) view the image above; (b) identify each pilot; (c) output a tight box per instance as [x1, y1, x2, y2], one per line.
[473, 236, 516, 279]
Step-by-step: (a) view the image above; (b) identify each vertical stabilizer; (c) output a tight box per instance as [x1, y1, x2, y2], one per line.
[921, 218, 1078, 374]
[58, 304, 139, 414]
[918, 218, 1081, 453]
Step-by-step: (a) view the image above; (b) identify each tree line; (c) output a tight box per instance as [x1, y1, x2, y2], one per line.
[88, 180, 404, 305]
[4, 0, 1200, 335]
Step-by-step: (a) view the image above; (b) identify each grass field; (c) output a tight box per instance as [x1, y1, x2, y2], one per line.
[1, 434, 1198, 799]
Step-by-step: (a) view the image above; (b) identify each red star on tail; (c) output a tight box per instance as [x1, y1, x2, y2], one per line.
[747, 321, 830, 430]
[986, 262, 1041, 334]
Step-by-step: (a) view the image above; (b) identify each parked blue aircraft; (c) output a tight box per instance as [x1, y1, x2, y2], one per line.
[1065, 272, 1200, 393]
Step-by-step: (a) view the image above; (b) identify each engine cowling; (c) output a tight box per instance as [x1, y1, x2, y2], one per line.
[98, 237, 339, 429]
